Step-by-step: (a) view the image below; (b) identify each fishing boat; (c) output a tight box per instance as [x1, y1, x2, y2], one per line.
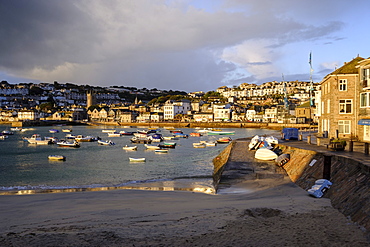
[207, 131, 235, 135]
[57, 140, 80, 148]
[48, 155, 66, 161]
[129, 157, 146, 162]
[25, 134, 52, 145]
[122, 145, 137, 151]
[130, 135, 152, 144]
[193, 142, 206, 148]
[155, 149, 168, 153]
[97, 140, 115, 146]
[144, 144, 161, 150]
[75, 135, 94, 142]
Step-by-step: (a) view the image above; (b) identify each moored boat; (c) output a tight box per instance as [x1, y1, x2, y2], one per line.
[189, 132, 202, 137]
[48, 155, 66, 161]
[49, 129, 59, 133]
[216, 137, 232, 143]
[129, 157, 146, 162]
[25, 134, 52, 145]
[144, 144, 160, 150]
[107, 132, 122, 137]
[123, 145, 137, 151]
[207, 131, 235, 135]
[62, 129, 72, 132]
[193, 142, 206, 148]
[155, 149, 168, 153]
[75, 135, 93, 142]
[98, 140, 115, 146]
[158, 143, 176, 148]
[57, 140, 80, 148]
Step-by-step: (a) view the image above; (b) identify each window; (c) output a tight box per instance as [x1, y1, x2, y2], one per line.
[339, 99, 352, 114]
[321, 101, 325, 114]
[339, 79, 347, 91]
[363, 69, 370, 88]
[327, 99, 330, 113]
[338, 120, 350, 134]
[360, 92, 370, 107]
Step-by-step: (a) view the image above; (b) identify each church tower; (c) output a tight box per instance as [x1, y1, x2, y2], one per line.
[86, 91, 96, 108]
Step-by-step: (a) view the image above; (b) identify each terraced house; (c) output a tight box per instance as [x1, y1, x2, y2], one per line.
[319, 56, 370, 141]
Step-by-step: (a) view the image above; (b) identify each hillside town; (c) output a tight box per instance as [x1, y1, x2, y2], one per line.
[1, 56, 370, 142]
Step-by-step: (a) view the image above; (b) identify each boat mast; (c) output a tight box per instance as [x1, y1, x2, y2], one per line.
[282, 74, 288, 125]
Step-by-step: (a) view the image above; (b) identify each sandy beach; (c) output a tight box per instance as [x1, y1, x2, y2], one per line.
[0, 177, 368, 246]
[1, 139, 369, 246]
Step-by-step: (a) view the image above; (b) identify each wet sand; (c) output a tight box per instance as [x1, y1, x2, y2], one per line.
[0, 140, 369, 246]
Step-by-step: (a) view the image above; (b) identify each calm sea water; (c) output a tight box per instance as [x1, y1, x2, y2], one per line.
[0, 125, 277, 195]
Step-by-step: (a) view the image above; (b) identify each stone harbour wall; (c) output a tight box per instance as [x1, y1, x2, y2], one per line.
[279, 145, 370, 232]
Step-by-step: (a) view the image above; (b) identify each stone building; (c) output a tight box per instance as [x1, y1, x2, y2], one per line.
[318, 56, 370, 141]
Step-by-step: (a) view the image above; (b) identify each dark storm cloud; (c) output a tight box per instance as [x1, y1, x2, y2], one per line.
[0, 0, 360, 91]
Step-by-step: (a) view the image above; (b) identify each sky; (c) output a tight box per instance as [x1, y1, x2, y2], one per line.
[1, 0, 369, 92]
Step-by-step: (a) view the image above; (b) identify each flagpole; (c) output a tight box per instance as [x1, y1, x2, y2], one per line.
[308, 51, 314, 143]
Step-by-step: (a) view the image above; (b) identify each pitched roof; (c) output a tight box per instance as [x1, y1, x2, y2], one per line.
[330, 56, 364, 75]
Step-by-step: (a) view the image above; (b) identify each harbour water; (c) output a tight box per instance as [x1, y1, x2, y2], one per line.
[0, 125, 278, 195]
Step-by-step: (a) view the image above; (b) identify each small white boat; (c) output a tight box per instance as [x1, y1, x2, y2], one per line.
[57, 140, 80, 148]
[62, 129, 72, 132]
[48, 155, 66, 161]
[249, 135, 261, 150]
[255, 148, 278, 161]
[144, 144, 160, 150]
[155, 149, 168, 153]
[123, 145, 137, 151]
[98, 140, 115, 146]
[102, 129, 116, 133]
[49, 129, 59, 133]
[129, 157, 146, 162]
[207, 131, 235, 135]
[193, 142, 206, 148]
[108, 132, 121, 137]
[10, 127, 23, 132]
[0, 135, 8, 140]
[265, 136, 279, 145]
[204, 141, 217, 146]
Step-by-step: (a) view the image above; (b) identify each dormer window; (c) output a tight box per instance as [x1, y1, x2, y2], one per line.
[339, 79, 347, 91]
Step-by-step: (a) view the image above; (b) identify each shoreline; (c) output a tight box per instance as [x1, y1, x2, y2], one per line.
[0, 138, 369, 246]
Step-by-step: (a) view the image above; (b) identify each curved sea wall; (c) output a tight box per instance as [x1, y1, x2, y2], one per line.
[279, 145, 370, 232]
[213, 141, 370, 233]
